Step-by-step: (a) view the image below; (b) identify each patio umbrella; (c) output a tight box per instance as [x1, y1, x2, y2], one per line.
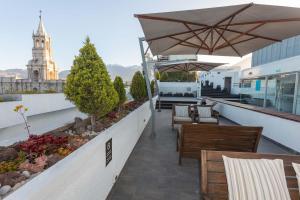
[156, 61, 226, 72]
[135, 3, 300, 57]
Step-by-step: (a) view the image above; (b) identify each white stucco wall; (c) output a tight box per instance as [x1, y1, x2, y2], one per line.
[0, 93, 87, 146]
[5, 100, 152, 200]
[211, 100, 300, 152]
[158, 82, 198, 94]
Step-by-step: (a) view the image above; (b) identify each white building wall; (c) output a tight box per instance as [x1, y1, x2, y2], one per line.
[241, 54, 300, 79]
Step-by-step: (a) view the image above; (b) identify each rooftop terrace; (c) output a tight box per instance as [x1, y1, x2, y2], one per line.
[108, 109, 291, 200]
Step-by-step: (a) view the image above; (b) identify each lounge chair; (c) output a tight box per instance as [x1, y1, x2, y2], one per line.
[177, 124, 262, 165]
[172, 104, 193, 129]
[196, 105, 219, 124]
[201, 150, 300, 200]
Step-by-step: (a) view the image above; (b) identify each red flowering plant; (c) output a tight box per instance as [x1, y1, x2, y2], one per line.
[18, 134, 69, 162]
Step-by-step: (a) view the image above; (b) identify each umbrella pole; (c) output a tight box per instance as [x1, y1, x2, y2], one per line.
[139, 37, 156, 138]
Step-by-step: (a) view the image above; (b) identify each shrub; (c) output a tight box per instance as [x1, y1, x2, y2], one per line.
[64, 37, 118, 129]
[130, 71, 147, 101]
[150, 80, 155, 96]
[155, 71, 160, 80]
[113, 76, 126, 107]
[160, 72, 168, 82]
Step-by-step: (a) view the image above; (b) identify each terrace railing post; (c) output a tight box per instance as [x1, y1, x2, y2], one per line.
[293, 72, 299, 114]
[139, 37, 156, 138]
[263, 76, 268, 108]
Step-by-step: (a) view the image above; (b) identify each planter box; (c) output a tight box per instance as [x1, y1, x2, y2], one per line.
[5, 100, 153, 200]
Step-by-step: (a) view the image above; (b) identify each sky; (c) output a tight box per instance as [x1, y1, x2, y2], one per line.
[1, 0, 300, 71]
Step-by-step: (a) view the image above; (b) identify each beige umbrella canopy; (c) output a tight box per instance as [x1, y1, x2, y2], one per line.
[135, 3, 300, 57]
[156, 61, 226, 72]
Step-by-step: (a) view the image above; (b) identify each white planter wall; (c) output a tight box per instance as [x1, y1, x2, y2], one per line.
[5, 100, 153, 200]
[0, 93, 87, 146]
[210, 100, 300, 152]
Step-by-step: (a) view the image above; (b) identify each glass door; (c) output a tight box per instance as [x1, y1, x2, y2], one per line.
[275, 74, 296, 113]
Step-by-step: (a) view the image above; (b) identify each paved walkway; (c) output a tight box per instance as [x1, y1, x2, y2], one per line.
[108, 110, 291, 200]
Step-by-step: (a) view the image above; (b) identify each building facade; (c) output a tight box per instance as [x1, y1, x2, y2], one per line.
[240, 35, 300, 115]
[0, 13, 64, 94]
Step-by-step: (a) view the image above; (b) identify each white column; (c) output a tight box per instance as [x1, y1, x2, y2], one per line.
[139, 37, 156, 138]
[293, 72, 299, 114]
[263, 76, 268, 108]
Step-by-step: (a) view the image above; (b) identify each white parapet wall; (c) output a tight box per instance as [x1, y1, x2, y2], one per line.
[158, 82, 198, 95]
[5, 100, 153, 200]
[209, 100, 300, 152]
[0, 93, 87, 146]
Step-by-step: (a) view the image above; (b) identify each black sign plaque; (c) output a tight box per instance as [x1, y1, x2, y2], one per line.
[106, 138, 112, 166]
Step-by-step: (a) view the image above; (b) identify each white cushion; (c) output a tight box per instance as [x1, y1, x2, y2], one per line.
[175, 106, 189, 117]
[198, 117, 217, 123]
[197, 106, 212, 118]
[174, 116, 192, 122]
[292, 163, 300, 196]
[223, 156, 291, 200]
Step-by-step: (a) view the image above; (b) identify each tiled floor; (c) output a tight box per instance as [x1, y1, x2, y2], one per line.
[108, 110, 292, 200]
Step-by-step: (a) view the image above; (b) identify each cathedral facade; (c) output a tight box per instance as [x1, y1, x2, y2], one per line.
[0, 13, 64, 94]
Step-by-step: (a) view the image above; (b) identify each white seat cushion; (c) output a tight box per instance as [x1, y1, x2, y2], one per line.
[223, 156, 291, 200]
[198, 117, 217, 123]
[174, 116, 192, 122]
[292, 163, 300, 196]
[197, 106, 211, 118]
[175, 106, 189, 117]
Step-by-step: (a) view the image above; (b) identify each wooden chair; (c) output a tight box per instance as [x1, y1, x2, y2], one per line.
[172, 104, 193, 129]
[177, 124, 262, 165]
[195, 105, 219, 124]
[201, 150, 300, 200]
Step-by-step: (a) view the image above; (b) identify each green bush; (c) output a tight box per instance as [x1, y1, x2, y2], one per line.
[155, 71, 160, 81]
[130, 71, 147, 101]
[160, 72, 168, 82]
[64, 37, 118, 129]
[113, 76, 126, 107]
[150, 80, 155, 96]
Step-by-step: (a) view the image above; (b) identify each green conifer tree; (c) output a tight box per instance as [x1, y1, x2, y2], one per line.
[64, 37, 118, 130]
[113, 76, 126, 108]
[130, 71, 147, 101]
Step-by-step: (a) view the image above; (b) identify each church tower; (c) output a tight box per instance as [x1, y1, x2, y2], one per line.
[27, 11, 58, 82]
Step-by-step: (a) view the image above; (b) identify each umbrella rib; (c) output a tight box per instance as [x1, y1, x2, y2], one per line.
[220, 18, 300, 26]
[215, 22, 265, 50]
[212, 16, 235, 51]
[217, 27, 281, 42]
[159, 28, 210, 53]
[216, 37, 256, 50]
[147, 27, 208, 42]
[169, 36, 203, 48]
[214, 3, 254, 26]
[196, 29, 211, 54]
[144, 41, 152, 55]
[184, 23, 210, 49]
[214, 28, 242, 57]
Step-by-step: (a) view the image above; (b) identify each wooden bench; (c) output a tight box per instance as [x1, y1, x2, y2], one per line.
[177, 124, 262, 164]
[201, 150, 300, 200]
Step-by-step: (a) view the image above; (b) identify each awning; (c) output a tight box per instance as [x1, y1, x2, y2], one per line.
[135, 3, 300, 57]
[155, 61, 226, 72]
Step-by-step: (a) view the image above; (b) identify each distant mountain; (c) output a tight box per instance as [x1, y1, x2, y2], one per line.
[59, 64, 142, 82]
[0, 69, 27, 79]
